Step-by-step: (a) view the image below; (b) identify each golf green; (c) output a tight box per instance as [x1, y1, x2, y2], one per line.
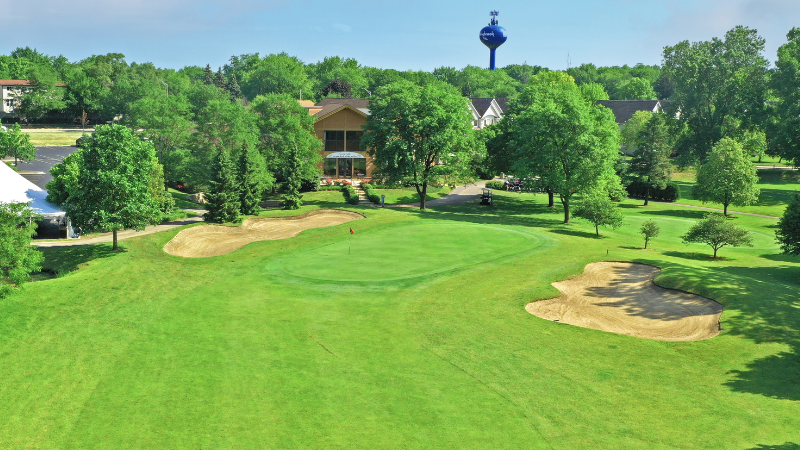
[278, 222, 550, 281]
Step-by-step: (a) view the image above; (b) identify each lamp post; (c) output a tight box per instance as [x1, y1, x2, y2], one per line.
[160, 80, 169, 96]
[362, 88, 371, 97]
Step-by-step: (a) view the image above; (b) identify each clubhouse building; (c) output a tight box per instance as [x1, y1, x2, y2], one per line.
[305, 97, 509, 182]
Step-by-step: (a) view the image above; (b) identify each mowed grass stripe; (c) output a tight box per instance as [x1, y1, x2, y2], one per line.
[0, 197, 797, 448]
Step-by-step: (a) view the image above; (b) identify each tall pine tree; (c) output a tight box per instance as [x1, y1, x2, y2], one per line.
[205, 148, 241, 223]
[239, 144, 269, 215]
[283, 146, 303, 210]
[203, 64, 214, 85]
[214, 68, 227, 89]
[228, 74, 242, 102]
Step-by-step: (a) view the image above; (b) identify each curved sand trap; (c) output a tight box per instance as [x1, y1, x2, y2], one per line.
[525, 262, 722, 341]
[164, 209, 364, 258]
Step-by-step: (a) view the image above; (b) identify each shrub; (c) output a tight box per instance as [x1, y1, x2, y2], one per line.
[485, 180, 506, 190]
[341, 185, 360, 205]
[361, 183, 381, 204]
[625, 180, 680, 202]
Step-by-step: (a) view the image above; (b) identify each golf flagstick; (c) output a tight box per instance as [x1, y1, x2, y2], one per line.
[349, 227, 354, 255]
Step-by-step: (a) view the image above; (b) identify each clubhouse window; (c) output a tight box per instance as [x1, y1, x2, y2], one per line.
[324, 130, 344, 152]
[346, 131, 363, 152]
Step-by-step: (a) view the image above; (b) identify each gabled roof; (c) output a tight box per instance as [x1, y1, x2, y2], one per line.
[470, 98, 506, 120]
[313, 98, 370, 121]
[595, 100, 661, 125]
[495, 98, 509, 113]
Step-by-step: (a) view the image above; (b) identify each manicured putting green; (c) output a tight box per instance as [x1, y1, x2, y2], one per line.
[279, 222, 549, 281]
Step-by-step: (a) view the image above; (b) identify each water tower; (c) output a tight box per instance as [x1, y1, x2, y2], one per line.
[479, 11, 507, 70]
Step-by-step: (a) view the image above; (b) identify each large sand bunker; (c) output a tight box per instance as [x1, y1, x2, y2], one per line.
[525, 262, 722, 341]
[164, 209, 364, 258]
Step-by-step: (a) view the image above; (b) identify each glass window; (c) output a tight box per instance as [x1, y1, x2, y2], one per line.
[324, 130, 344, 152]
[323, 158, 337, 177]
[353, 158, 367, 178]
[338, 158, 352, 178]
[346, 131, 363, 152]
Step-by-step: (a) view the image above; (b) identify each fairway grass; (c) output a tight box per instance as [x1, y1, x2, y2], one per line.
[3, 197, 799, 449]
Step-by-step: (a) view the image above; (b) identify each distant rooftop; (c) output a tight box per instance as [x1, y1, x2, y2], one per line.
[596, 100, 661, 125]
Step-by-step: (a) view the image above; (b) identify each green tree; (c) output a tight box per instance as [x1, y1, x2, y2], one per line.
[362, 80, 473, 210]
[127, 94, 194, 185]
[0, 123, 36, 167]
[227, 74, 242, 102]
[693, 137, 760, 216]
[239, 144, 268, 215]
[203, 64, 214, 85]
[741, 129, 768, 162]
[662, 26, 770, 162]
[308, 56, 367, 98]
[241, 53, 313, 100]
[0, 202, 43, 298]
[62, 125, 164, 251]
[768, 28, 800, 166]
[282, 146, 303, 210]
[575, 195, 624, 236]
[204, 149, 240, 223]
[640, 220, 660, 249]
[776, 193, 800, 256]
[46, 150, 83, 206]
[629, 113, 673, 205]
[617, 77, 657, 100]
[251, 93, 320, 185]
[620, 110, 652, 152]
[682, 212, 753, 258]
[509, 72, 622, 223]
[579, 83, 609, 103]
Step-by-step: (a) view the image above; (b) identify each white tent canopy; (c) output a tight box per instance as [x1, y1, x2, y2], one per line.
[0, 161, 65, 217]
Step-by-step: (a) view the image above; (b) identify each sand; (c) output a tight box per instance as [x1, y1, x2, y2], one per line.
[164, 209, 364, 258]
[525, 262, 723, 341]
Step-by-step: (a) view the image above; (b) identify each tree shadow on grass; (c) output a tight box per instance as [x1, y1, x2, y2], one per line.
[662, 250, 719, 261]
[745, 443, 800, 450]
[640, 209, 708, 220]
[548, 228, 601, 239]
[38, 244, 121, 276]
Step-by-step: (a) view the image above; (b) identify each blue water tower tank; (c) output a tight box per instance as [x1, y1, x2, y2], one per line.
[480, 11, 507, 70]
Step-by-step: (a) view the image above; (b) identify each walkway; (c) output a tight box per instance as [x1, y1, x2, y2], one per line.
[388, 181, 488, 208]
[33, 210, 206, 248]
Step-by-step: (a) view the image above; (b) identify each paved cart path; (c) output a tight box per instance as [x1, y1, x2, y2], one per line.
[33, 210, 206, 248]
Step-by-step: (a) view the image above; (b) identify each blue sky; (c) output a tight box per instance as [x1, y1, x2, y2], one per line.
[3, 0, 799, 70]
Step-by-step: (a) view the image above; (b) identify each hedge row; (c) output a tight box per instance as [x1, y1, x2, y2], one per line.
[485, 180, 506, 190]
[341, 185, 360, 205]
[361, 183, 381, 204]
[625, 180, 680, 202]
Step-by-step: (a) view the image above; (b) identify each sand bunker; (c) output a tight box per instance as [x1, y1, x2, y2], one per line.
[525, 262, 722, 341]
[164, 209, 364, 258]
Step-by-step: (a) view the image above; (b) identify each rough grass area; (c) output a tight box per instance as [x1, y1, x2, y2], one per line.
[372, 186, 452, 204]
[671, 167, 800, 217]
[22, 131, 86, 146]
[1, 193, 798, 448]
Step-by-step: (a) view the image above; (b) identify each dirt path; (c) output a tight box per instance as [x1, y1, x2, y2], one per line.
[526, 262, 723, 341]
[164, 209, 363, 257]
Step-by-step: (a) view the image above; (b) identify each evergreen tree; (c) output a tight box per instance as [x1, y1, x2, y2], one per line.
[776, 193, 800, 256]
[282, 146, 303, 210]
[238, 144, 267, 215]
[227, 74, 242, 101]
[630, 113, 673, 205]
[214, 68, 227, 89]
[205, 148, 241, 223]
[203, 64, 214, 85]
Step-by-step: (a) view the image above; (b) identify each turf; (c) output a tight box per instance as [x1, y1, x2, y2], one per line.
[2, 192, 799, 449]
[372, 186, 452, 205]
[23, 131, 85, 146]
[669, 168, 800, 217]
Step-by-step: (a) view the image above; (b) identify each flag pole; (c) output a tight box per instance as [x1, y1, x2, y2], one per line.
[349, 233, 352, 255]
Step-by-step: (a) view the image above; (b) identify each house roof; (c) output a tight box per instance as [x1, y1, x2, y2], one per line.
[470, 98, 495, 117]
[495, 98, 509, 113]
[313, 98, 370, 121]
[595, 100, 661, 125]
[0, 79, 67, 87]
